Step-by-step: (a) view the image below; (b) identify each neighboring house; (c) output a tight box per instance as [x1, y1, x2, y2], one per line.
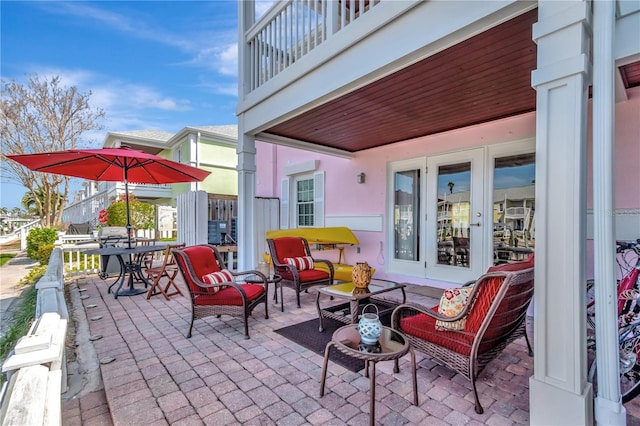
[236, 1, 640, 425]
[63, 126, 239, 239]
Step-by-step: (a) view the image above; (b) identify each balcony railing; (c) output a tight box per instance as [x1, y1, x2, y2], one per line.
[504, 207, 529, 219]
[245, 0, 381, 90]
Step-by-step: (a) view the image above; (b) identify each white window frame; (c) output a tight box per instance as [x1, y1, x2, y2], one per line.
[386, 157, 426, 276]
[294, 174, 315, 227]
[280, 167, 324, 229]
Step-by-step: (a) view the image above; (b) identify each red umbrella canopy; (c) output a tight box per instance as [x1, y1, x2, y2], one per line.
[6, 147, 211, 184]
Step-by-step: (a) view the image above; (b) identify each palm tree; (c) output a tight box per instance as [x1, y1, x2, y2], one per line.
[448, 181, 455, 194]
[21, 189, 65, 222]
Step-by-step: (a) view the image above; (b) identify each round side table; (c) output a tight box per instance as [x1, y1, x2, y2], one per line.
[319, 325, 418, 426]
[245, 274, 283, 312]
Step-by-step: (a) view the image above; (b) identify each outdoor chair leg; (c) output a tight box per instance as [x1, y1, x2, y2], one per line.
[471, 374, 483, 414]
[243, 317, 250, 339]
[187, 317, 194, 338]
[524, 330, 534, 356]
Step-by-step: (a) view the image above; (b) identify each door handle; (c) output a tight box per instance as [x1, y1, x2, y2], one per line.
[470, 222, 481, 227]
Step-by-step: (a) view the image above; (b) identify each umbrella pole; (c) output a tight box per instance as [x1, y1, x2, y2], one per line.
[124, 167, 133, 249]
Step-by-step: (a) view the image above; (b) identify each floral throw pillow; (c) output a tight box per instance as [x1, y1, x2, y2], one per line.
[202, 269, 233, 294]
[285, 256, 315, 271]
[435, 286, 473, 331]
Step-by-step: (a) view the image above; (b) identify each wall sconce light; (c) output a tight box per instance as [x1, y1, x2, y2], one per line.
[357, 172, 366, 184]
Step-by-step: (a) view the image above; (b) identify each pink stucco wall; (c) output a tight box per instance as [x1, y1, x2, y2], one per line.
[256, 89, 639, 286]
[587, 86, 640, 209]
[585, 86, 640, 279]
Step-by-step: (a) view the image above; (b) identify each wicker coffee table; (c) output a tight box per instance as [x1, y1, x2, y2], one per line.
[315, 279, 406, 332]
[320, 325, 417, 426]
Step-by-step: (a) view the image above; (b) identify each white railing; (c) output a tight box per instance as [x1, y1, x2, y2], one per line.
[63, 192, 110, 225]
[245, 0, 381, 90]
[505, 207, 528, 219]
[0, 248, 67, 426]
[60, 244, 102, 276]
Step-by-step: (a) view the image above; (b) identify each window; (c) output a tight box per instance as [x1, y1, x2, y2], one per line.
[492, 152, 535, 265]
[296, 177, 314, 227]
[387, 157, 426, 276]
[280, 171, 324, 229]
[394, 170, 420, 261]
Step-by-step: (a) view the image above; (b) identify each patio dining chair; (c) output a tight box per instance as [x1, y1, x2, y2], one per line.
[173, 244, 268, 339]
[267, 236, 334, 308]
[145, 243, 185, 300]
[391, 260, 534, 414]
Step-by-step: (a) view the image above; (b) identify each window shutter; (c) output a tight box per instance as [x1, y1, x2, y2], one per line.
[313, 171, 325, 227]
[280, 178, 289, 229]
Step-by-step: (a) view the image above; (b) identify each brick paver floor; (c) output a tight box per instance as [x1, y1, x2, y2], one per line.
[60, 273, 640, 425]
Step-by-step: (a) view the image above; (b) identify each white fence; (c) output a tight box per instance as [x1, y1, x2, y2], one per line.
[0, 247, 67, 426]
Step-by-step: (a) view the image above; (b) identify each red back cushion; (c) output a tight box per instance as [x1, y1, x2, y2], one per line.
[175, 245, 222, 294]
[202, 269, 233, 294]
[272, 237, 307, 263]
[463, 276, 504, 333]
[487, 253, 534, 273]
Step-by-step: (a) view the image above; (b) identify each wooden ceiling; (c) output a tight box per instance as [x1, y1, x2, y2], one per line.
[620, 61, 640, 88]
[264, 9, 639, 153]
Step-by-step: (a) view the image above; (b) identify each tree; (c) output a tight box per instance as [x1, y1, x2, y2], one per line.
[448, 181, 455, 194]
[0, 75, 105, 228]
[22, 189, 65, 216]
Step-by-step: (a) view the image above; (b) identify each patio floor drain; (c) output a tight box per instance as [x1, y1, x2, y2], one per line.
[100, 356, 115, 365]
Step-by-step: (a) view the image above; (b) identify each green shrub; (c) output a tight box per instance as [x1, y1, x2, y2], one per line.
[99, 193, 155, 230]
[19, 265, 47, 287]
[36, 244, 55, 265]
[26, 228, 58, 261]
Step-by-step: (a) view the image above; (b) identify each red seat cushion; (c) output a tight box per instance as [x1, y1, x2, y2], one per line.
[194, 284, 265, 306]
[400, 312, 475, 356]
[279, 268, 329, 282]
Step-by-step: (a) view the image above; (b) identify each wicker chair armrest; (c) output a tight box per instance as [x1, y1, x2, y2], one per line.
[311, 258, 334, 276]
[190, 279, 241, 292]
[232, 270, 269, 292]
[273, 262, 301, 280]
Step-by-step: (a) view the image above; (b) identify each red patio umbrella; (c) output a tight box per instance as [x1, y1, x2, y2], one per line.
[7, 147, 211, 248]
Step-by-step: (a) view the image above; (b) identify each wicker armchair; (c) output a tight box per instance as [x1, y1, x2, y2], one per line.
[391, 266, 534, 414]
[173, 244, 268, 339]
[267, 237, 334, 308]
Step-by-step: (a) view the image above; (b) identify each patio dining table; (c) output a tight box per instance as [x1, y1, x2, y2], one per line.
[86, 244, 167, 298]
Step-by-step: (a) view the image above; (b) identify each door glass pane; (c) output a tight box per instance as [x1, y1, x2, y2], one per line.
[436, 163, 471, 267]
[493, 153, 535, 265]
[394, 170, 419, 261]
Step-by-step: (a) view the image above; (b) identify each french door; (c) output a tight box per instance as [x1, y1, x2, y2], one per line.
[387, 141, 535, 284]
[426, 149, 485, 282]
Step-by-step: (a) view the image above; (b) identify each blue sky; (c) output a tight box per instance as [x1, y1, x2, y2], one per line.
[1, 1, 274, 210]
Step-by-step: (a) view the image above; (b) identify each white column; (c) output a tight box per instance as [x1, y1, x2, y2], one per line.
[237, 121, 257, 272]
[593, 0, 625, 423]
[236, 1, 257, 272]
[529, 1, 593, 424]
